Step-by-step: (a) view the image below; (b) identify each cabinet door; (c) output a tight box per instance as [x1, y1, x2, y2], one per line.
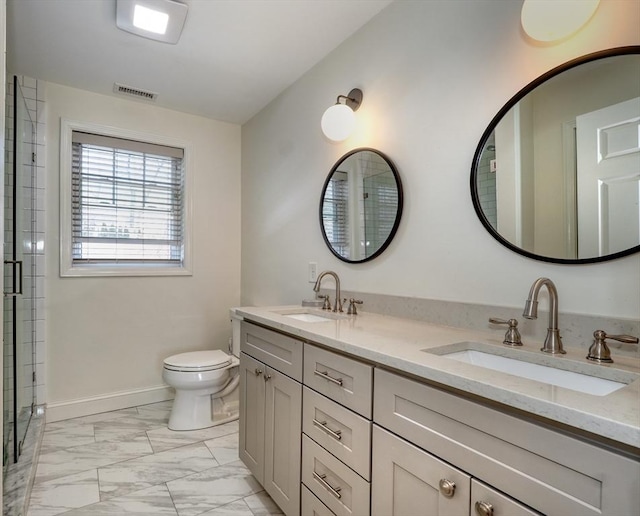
[471, 480, 542, 516]
[264, 366, 302, 516]
[239, 352, 266, 484]
[372, 425, 471, 516]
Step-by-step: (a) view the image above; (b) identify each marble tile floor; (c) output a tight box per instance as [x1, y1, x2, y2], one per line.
[26, 401, 283, 516]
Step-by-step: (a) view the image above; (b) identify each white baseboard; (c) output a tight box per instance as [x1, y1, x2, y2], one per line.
[46, 385, 175, 423]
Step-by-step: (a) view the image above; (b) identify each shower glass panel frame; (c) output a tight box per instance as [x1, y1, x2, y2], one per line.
[3, 76, 37, 468]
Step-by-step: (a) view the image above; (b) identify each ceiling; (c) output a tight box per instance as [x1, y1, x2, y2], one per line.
[7, 0, 393, 124]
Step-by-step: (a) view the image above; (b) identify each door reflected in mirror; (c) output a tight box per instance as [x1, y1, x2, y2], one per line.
[320, 148, 403, 263]
[472, 47, 640, 264]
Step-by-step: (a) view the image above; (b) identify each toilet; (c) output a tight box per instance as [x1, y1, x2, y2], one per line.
[162, 312, 241, 431]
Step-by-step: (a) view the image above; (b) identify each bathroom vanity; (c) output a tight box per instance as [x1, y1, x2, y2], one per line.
[236, 306, 640, 516]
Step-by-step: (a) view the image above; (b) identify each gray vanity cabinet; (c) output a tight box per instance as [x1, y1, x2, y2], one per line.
[373, 368, 640, 516]
[239, 322, 303, 516]
[237, 317, 639, 516]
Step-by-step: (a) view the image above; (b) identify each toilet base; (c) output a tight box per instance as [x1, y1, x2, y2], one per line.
[211, 389, 239, 426]
[168, 382, 239, 431]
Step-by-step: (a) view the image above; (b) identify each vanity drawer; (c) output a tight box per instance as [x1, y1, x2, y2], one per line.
[302, 485, 336, 516]
[303, 344, 373, 418]
[241, 321, 303, 381]
[303, 387, 371, 480]
[302, 435, 370, 516]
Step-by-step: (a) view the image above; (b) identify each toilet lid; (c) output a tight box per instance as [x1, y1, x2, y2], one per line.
[163, 350, 231, 372]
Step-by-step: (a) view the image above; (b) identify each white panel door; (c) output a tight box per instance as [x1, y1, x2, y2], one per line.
[576, 97, 640, 257]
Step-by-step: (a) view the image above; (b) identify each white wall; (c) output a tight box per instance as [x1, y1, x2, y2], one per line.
[0, 0, 5, 501]
[241, 0, 640, 319]
[46, 83, 241, 411]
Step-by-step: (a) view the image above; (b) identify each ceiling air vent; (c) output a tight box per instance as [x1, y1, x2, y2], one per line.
[113, 83, 158, 101]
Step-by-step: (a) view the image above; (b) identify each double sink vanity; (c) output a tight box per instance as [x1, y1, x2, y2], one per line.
[236, 304, 640, 516]
[235, 47, 640, 516]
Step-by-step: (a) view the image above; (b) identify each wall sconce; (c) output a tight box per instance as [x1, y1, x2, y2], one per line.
[521, 0, 600, 42]
[321, 88, 363, 142]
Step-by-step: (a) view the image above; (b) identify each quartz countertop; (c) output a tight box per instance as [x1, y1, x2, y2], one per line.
[234, 305, 640, 450]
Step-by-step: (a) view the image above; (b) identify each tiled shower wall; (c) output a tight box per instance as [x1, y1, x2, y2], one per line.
[477, 143, 497, 229]
[4, 75, 46, 412]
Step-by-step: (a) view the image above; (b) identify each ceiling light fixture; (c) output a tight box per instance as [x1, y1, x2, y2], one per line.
[133, 4, 169, 34]
[521, 0, 600, 42]
[116, 0, 188, 44]
[321, 88, 363, 142]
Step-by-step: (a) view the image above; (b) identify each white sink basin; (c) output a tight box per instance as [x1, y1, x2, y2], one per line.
[271, 308, 348, 322]
[286, 313, 337, 323]
[424, 343, 637, 396]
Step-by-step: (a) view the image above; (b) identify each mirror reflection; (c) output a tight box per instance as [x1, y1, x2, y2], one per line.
[472, 48, 640, 263]
[320, 148, 403, 263]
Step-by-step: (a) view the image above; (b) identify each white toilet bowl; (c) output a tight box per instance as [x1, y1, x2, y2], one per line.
[163, 349, 239, 431]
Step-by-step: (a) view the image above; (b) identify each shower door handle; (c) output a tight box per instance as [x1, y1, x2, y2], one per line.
[3, 260, 23, 296]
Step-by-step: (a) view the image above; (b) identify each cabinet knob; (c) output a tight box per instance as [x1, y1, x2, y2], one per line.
[254, 368, 263, 376]
[264, 373, 272, 381]
[438, 478, 456, 498]
[475, 501, 494, 516]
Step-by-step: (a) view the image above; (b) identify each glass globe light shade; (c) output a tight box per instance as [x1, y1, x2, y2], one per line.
[521, 0, 600, 42]
[321, 104, 356, 142]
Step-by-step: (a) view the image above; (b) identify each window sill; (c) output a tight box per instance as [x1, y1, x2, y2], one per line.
[60, 263, 193, 278]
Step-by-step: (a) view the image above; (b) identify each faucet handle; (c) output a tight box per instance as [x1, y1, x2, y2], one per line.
[347, 298, 363, 316]
[489, 318, 523, 347]
[318, 295, 332, 311]
[586, 330, 639, 364]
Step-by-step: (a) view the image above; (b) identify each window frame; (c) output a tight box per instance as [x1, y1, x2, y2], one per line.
[60, 119, 193, 277]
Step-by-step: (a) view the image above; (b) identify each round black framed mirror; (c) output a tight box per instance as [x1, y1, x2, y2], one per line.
[320, 148, 403, 263]
[470, 46, 640, 264]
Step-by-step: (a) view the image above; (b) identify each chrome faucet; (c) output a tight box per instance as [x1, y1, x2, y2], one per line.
[313, 270, 343, 313]
[523, 277, 565, 354]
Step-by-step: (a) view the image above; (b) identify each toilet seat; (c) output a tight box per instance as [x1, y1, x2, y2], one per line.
[163, 350, 231, 372]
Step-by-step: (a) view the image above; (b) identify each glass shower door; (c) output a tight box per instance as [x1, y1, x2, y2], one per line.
[3, 76, 36, 467]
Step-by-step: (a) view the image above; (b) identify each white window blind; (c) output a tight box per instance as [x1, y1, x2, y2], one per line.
[71, 131, 185, 266]
[323, 171, 349, 257]
[363, 174, 399, 255]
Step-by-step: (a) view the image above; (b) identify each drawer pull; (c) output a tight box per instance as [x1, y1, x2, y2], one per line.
[314, 369, 344, 386]
[475, 501, 494, 516]
[438, 478, 456, 498]
[312, 418, 342, 441]
[313, 471, 342, 499]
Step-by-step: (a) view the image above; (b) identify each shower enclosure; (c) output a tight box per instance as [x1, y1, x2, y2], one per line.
[3, 76, 37, 469]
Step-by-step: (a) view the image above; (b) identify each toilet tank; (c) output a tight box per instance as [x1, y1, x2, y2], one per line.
[229, 309, 242, 357]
